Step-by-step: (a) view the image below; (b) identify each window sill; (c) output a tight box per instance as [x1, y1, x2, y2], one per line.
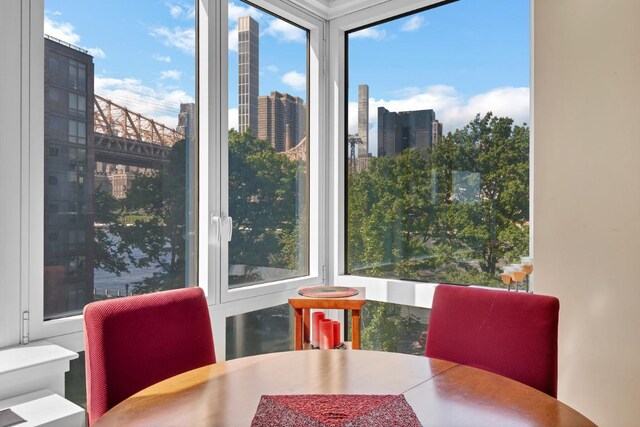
[0, 341, 78, 401]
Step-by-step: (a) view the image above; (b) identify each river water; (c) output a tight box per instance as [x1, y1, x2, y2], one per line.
[92, 231, 168, 296]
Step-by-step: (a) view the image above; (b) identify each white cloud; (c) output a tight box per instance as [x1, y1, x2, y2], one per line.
[153, 54, 172, 63]
[282, 71, 306, 91]
[160, 69, 182, 80]
[45, 13, 108, 60]
[401, 15, 425, 32]
[348, 85, 530, 156]
[165, 0, 195, 19]
[266, 65, 279, 73]
[390, 86, 422, 98]
[228, 3, 262, 21]
[87, 47, 106, 59]
[228, 108, 239, 130]
[52, 10, 62, 16]
[95, 76, 194, 129]
[44, 15, 80, 45]
[350, 27, 387, 40]
[149, 26, 195, 55]
[169, 5, 183, 18]
[266, 19, 305, 43]
[228, 26, 239, 52]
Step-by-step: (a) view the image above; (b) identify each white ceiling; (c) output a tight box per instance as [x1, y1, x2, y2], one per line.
[289, 0, 390, 20]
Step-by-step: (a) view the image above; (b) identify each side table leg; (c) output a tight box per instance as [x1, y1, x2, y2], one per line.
[303, 309, 310, 346]
[352, 309, 361, 350]
[294, 308, 303, 350]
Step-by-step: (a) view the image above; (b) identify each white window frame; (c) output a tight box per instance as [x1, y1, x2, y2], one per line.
[328, 0, 533, 310]
[19, 0, 531, 356]
[210, 0, 327, 360]
[216, 0, 327, 306]
[22, 0, 328, 358]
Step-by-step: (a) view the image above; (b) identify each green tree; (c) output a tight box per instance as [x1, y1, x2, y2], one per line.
[94, 188, 130, 277]
[348, 149, 436, 279]
[347, 113, 530, 287]
[228, 130, 303, 283]
[95, 140, 189, 294]
[431, 113, 529, 279]
[96, 131, 305, 294]
[121, 139, 189, 294]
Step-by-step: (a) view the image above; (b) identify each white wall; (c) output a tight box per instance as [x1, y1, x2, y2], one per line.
[0, 1, 23, 349]
[534, 0, 640, 425]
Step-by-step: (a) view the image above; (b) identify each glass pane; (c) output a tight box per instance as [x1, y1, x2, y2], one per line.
[44, 0, 197, 319]
[227, 1, 309, 288]
[346, 301, 429, 355]
[65, 351, 87, 409]
[346, 0, 530, 288]
[225, 303, 294, 360]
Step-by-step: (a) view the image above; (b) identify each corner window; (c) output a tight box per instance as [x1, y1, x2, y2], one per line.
[345, 0, 530, 288]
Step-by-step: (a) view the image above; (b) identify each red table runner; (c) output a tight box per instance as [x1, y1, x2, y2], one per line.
[251, 394, 421, 427]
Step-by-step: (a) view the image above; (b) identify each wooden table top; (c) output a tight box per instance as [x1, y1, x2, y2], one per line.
[288, 287, 366, 310]
[94, 350, 595, 427]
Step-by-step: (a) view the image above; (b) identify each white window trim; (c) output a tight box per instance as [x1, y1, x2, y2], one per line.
[217, 0, 327, 305]
[328, 0, 489, 311]
[199, 0, 221, 305]
[19, 0, 532, 354]
[23, 0, 328, 355]
[211, 0, 328, 360]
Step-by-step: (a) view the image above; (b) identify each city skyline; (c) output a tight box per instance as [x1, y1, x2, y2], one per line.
[348, 0, 530, 155]
[45, 0, 528, 139]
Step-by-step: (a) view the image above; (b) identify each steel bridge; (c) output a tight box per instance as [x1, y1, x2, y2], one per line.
[93, 95, 184, 169]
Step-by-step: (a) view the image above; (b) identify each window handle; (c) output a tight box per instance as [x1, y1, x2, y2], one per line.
[210, 213, 221, 242]
[226, 216, 233, 241]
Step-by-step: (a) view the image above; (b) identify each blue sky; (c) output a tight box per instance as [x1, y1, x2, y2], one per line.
[44, 0, 528, 138]
[349, 0, 529, 100]
[44, 0, 307, 129]
[226, 1, 308, 130]
[45, 0, 197, 127]
[348, 0, 530, 154]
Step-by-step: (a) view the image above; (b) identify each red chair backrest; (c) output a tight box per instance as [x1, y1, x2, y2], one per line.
[425, 284, 559, 397]
[83, 287, 215, 425]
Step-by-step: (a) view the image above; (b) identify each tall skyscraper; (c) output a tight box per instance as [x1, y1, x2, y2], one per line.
[238, 16, 259, 134]
[44, 35, 95, 318]
[258, 91, 306, 152]
[377, 107, 440, 157]
[357, 84, 369, 157]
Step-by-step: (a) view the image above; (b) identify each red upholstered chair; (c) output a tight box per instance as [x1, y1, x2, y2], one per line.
[83, 287, 215, 425]
[425, 284, 559, 397]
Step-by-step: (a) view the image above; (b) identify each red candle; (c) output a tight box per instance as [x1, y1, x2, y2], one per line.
[319, 319, 334, 350]
[312, 312, 325, 348]
[332, 321, 341, 348]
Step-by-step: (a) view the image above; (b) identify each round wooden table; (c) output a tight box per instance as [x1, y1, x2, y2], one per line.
[94, 350, 595, 426]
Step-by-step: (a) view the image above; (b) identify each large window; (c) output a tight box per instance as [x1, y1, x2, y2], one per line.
[226, 304, 294, 360]
[43, 0, 197, 319]
[347, 301, 429, 355]
[345, 0, 530, 288]
[226, 1, 310, 289]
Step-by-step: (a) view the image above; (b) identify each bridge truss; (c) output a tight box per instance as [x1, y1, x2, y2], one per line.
[93, 95, 185, 168]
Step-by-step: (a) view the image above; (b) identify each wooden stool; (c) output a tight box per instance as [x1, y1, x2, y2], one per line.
[288, 287, 366, 350]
